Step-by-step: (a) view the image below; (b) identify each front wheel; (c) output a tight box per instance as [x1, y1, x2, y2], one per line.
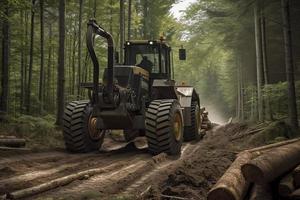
[145, 99, 183, 155]
[63, 100, 105, 153]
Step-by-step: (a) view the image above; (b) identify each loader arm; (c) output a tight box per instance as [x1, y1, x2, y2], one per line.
[86, 19, 115, 104]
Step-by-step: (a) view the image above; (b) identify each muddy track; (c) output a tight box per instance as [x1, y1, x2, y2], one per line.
[0, 135, 208, 200]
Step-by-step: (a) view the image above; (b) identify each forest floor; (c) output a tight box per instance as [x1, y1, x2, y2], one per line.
[0, 121, 298, 200]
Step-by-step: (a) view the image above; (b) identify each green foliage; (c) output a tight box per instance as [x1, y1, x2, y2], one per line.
[248, 121, 299, 146]
[0, 114, 63, 149]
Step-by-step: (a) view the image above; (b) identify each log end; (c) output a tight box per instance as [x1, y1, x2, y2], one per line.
[241, 163, 264, 183]
[207, 187, 237, 200]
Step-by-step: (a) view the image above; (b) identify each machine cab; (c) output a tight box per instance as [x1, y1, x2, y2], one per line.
[124, 40, 173, 80]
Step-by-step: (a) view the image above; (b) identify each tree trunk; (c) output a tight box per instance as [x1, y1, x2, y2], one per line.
[77, 0, 83, 99]
[128, 0, 132, 40]
[39, 0, 45, 113]
[254, 2, 263, 122]
[46, 24, 52, 110]
[142, 0, 148, 39]
[110, 0, 113, 34]
[56, 0, 65, 125]
[71, 30, 76, 96]
[281, 0, 299, 129]
[119, 0, 125, 63]
[260, 8, 273, 121]
[20, 11, 25, 113]
[237, 57, 241, 120]
[26, 0, 36, 114]
[0, 2, 10, 114]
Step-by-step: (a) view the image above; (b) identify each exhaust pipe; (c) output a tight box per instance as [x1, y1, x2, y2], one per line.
[86, 19, 114, 103]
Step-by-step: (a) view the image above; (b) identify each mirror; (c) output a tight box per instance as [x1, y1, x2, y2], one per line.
[179, 48, 186, 60]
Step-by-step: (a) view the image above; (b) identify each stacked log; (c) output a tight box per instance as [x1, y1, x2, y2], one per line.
[207, 151, 253, 200]
[208, 138, 300, 200]
[241, 141, 300, 183]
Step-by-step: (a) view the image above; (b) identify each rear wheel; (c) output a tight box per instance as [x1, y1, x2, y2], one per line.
[145, 99, 183, 155]
[63, 100, 105, 153]
[184, 101, 203, 141]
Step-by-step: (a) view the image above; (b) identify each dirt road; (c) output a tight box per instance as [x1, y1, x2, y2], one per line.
[0, 124, 249, 200]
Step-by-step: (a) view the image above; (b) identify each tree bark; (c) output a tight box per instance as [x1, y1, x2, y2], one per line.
[207, 151, 253, 200]
[0, 2, 10, 114]
[281, 0, 299, 129]
[56, 0, 65, 125]
[254, 2, 263, 122]
[77, 0, 83, 99]
[26, 0, 36, 114]
[39, 0, 45, 113]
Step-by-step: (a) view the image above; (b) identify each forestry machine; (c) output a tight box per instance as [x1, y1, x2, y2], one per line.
[62, 19, 208, 155]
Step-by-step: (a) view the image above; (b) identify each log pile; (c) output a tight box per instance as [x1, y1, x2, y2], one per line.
[208, 138, 300, 200]
[0, 135, 26, 149]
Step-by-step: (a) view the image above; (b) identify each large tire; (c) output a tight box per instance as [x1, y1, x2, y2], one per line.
[145, 99, 183, 155]
[183, 101, 202, 141]
[63, 100, 105, 153]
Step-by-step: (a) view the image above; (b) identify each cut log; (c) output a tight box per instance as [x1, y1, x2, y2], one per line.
[4, 163, 123, 199]
[241, 141, 300, 184]
[249, 184, 273, 200]
[293, 165, 300, 188]
[0, 138, 26, 148]
[231, 128, 265, 141]
[278, 172, 295, 197]
[207, 151, 253, 200]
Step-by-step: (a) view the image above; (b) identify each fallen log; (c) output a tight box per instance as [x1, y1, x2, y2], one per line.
[0, 138, 26, 148]
[0, 135, 16, 139]
[230, 128, 265, 141]
[5, 163, 123, 199]
[249, 184, 273, 200]
[0, 146, 31, 151]
[293, 165, 300, 188]
[278, 172, 295, 197]
[248, 138, 300, 153]
[207, 151, 253, 200]
[241, 141, 300, 184]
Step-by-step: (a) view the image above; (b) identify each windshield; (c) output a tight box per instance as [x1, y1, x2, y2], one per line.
[125, 44, 166, 74]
